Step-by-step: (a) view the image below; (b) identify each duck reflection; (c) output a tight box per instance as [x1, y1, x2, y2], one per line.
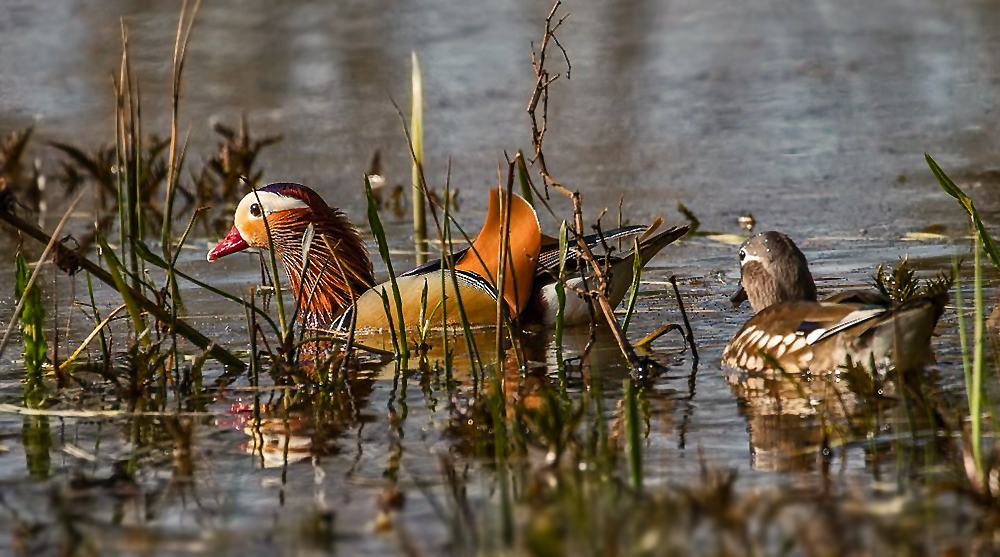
[726, 365, 917, 472]
[225, 322, 678, 470]
[221, 367, 378, 469]
[223, 326, 509, 469]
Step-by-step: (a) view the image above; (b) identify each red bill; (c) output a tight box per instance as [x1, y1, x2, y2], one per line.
[207, 226, 249, 262]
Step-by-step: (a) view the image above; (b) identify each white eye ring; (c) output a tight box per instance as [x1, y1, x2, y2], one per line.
[739, 249, 747, 262]
[249, 203, 262, 218]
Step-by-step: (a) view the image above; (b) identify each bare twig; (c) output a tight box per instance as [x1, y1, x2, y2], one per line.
[527, 1, 571, 194]
[669, 275, 698, 362]
[524, 1, 642, 370]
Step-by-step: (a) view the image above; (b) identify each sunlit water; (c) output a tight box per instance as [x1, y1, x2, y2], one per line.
[1, 0, 1000, 553]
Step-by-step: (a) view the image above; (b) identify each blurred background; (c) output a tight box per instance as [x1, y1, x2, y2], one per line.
[2, 0, 998, 236]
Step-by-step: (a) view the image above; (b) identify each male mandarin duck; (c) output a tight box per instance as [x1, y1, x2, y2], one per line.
[208, 182, 541, 330]
[208, 182, 688, 331]
[723, 231, 949, 373]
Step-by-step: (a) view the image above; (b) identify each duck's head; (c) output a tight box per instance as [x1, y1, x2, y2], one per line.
[208, 183, 327, 261]
[731, 231, 817, 313]
[209, 183, 375, 324]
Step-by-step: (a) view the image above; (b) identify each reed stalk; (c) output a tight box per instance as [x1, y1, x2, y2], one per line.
[624, 379, 643, 490]
[925, 153, 999, 479]
[440, 174, 452, 381]
[441, 173, 482, 380]
[85, 270, 112, 368]
[411, 52, 427, 264]
[971, 237, 984, 476]
[515, 150, 535, 207]
[954, 256, 972, 400]
[98, 233, 150, 345]
[555, 222, 569, 394]
[494, 161, 515, 381]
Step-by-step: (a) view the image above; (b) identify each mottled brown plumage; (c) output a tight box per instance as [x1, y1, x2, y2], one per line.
[724, 231, 947, 373]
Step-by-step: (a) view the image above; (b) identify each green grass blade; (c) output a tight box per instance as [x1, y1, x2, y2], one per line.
[366, 175, 409, 360]
[621, 238, 643, 334]
[15, 253, 48, 376]
[97, 233, 150, 345]
[378, 287, 401, 357]
[971, 236, 984, 477]
[85, 271, 111, 367]
[926, 153, 1000, 268]
[555, 222, 568, 393]
[624, 379, 643, 490]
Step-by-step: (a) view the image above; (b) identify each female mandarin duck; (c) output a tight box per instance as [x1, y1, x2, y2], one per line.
[723, 231, 948, 373]
[208, 183, 689, 332]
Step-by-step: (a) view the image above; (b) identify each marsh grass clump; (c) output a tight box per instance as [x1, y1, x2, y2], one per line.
[191, 117, 283, 232]
[873, 258, 955, 305]
[49, 117, 280, 237]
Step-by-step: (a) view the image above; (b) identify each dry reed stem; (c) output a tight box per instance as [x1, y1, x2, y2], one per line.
[58, 303, 128, 370]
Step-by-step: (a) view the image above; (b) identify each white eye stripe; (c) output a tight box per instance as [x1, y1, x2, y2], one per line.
[740, 252, 763, 265]
[233, 190, 312, 243]
[239, 191, 309, 216]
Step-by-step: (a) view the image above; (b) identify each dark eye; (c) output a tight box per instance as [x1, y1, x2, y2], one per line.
[249, 203, 261, 217]
[739, 249, 746, 262]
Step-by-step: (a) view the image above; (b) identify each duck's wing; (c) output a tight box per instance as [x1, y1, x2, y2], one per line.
[523, 223, 689, 326]
[536, 224, 650, 272]
[397, 248, 470, 278]
[723, 300, 891, 372]
[536, 222, 689, 278]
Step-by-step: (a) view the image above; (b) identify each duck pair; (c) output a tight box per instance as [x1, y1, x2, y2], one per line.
[724, 231, 949, 374]
[208, 183, 689, 333]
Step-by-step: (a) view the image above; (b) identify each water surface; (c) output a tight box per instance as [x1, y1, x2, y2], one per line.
[1, 0, 999, 553]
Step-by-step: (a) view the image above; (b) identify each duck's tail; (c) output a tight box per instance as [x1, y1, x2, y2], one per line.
[603, 223, 690, 307]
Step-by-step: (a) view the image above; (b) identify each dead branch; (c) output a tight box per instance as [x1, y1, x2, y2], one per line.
[525, 2, 642, 370]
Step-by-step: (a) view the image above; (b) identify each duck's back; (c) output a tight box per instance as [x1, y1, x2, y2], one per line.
[723, 293, 945, 373]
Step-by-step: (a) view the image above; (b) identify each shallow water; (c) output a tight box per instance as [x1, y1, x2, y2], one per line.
[1, 0, 1000, 553]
